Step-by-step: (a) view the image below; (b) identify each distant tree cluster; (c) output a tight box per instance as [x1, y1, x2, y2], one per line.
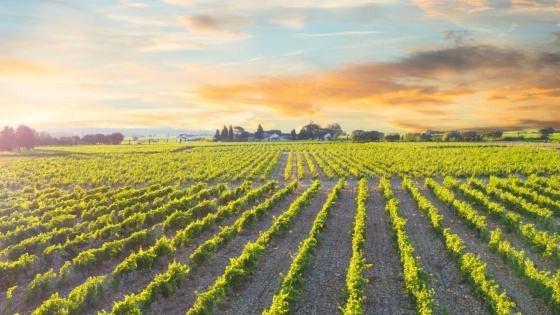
[214, 124, 240, 141]
[0, 124, 125, 151]
[81, 133, 125, 145]
[351, 130, 384, 143]
[350, 128, 558, 143]
[213, 123, 301, 142]
[214, 121, 345, 142]
[0, 125, 35, 151]
[400, 130, 488, 142]
[539, 127, 555, 139]
[297, 122, 344, 140]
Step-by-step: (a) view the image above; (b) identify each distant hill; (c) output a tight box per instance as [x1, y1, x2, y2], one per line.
[45, 127, 213, 138]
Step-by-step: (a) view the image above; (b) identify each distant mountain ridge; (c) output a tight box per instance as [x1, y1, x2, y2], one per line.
[44, 127, 213, 138]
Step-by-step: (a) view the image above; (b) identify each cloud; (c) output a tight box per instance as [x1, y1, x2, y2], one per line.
[219, 50, 306, 66]
[178, 15, 251, 39]
[443, 30, 473, 45]
[139, 33, 212, 52]
[511, 0, 560, 12]
[163, 0, 396, 9]
[413, 0, 490, 18]
[554, 32, 560, 45]
[0, 58, 47, 77]
[194, 43, 559, 132]
[117, 0, 147, 8]
[396, 45, 525, 77]
[270, 14, 306, 29]
[197, 45, 519, 115]
[293, 30, 382, 38]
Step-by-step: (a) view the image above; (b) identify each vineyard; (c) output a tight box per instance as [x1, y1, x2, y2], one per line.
[1, 142, 560, 315]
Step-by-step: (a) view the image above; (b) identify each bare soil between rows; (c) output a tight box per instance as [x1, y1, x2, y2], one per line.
[7, 176, 556, 315]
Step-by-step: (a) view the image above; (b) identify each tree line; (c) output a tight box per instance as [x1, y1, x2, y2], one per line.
[352, 127, 556, 143]
[212, 121, 344, 142]
[0, 125, 125, 151]
[213, 124, 298, 141]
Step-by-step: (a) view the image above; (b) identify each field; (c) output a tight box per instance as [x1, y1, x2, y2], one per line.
[1, 142, 560, 315]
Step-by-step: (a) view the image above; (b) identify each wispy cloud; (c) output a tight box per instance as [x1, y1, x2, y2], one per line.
[162, 0, 397, 9]
[270, 14, 306, 29]
[179, 15, 251, 39]
[219, 50, 307, 66]
[293, 30, 382, 38]
[413, 0, 490, 18]
[117, 0, 147, 8]
[0, 58, 47, 77]
[511, 0, 560, 12]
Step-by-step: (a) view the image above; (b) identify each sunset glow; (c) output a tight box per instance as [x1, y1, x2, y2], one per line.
[1, 0, 559, 132]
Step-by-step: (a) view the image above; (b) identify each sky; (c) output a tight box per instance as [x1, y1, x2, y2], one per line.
[1, 0, 559, 133]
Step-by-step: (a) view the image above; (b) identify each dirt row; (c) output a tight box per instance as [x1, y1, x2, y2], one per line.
[158, 188, 326, 314]
[93, 189, 303, 315]
[410, 178, 554, 315]
[390, 178, 489, 315]
[362, 178, 416, 314]
[430, 177, 560, 275]
[12, 175, 556, 314]
[292, 186, 356, 314]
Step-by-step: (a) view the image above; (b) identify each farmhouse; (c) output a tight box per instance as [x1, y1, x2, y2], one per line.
[176, 134, 197, 142]
[269, 133, 282, 141]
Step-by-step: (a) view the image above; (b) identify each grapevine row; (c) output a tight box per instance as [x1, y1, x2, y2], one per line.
[186, 180, 321, 314]
[426, 178, 560, 313]
[402, 176, 516, 315]
[264, 179, 345, 315]
[379, 177, 435, 314]
[340, 178, 370, 314]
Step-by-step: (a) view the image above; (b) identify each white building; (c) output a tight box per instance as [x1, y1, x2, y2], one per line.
[176, 134, 197, 142]
[269, 133, 281, 141]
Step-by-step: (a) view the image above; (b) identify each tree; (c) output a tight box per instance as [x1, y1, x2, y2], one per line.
[35, 131, 55, 146]
[325, 122, 344, 139]
[484, 131, 503, 141]
[15, 125, 35, 149]
[352, 130, 384, 143]
[444, 131, 460, 142]
[233, 126, 245, 136]
[290, 129, 297, 140]
[352, 130, 364, 140]
[298, 121, 320, 140]
[82, 135, 95, 145]
[385, 133, 400, 142]
[94, 134, 106, 145]
[538, 127, 555, 139]
[460, 131, 483, 142]
[432, 134, 444, 142]
[221, 125, 228, 139]
[108, 132, 124, 145]
[213, 129, 221, 142]
[255, 124, 264, 140]
[228, 125, 234, 140]
[327, 123, 341, 131]
[0, 126, 16, 151]
[420, 133, 431, 142]
[404, 133, 421, 142]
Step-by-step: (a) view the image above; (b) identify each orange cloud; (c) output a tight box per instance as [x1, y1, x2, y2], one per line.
[413, 0, 490, 18]
[0, 58, 46, 77]
[196, 45, 530, 116]
[193, 43, 560, 133]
